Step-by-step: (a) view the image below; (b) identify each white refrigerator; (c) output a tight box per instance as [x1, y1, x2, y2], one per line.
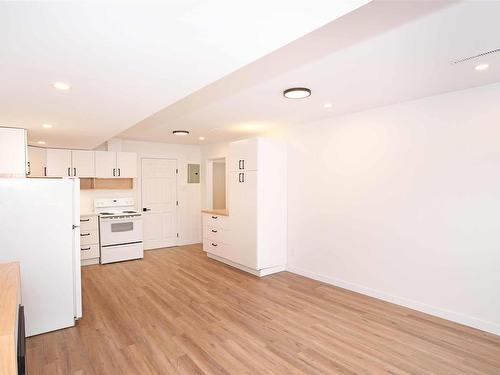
[0, 178, 82, 336]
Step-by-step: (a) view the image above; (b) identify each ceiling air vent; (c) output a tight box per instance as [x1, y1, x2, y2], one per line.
[450, 48, 500, 65]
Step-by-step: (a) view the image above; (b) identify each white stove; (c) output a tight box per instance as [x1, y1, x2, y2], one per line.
[94, 198, 144, 264]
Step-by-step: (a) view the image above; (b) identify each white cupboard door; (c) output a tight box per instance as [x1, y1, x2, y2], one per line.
[27, 146, 46, 177]
[46, 149, 72, 177]
[116, 152, 137, 178]
[94, 151, 117, 178]
[229, 138, 257, 172]
[228, 171, 257, 268]
[141, 158, 178, 249]
[0, 127, 27, 177]
[71, 150, 95, 177]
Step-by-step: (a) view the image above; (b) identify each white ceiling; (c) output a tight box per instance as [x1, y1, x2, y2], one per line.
[0, 0, 369, 149]
[119, 0, 500, 145]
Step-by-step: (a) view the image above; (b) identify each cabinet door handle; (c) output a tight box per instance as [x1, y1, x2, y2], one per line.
[44, 166, 47, 176]
[211, 243, 218, 247]
[74, 167, 77, 176]
[80, 233, 90, 237]
[211, 216, 218, 219]
[241, 159, 245, 170]
[239, 173, 245, 183]
[68, 167, 71, 176]
[211, 229, 218, 233]
[238, 160, 242, 169]
[113, 168, 116, 176]
[81, 247, 91, 251]
[80, 218, 90, 222]
[118, 168, 121, 176]
[27, 161, 31, 176]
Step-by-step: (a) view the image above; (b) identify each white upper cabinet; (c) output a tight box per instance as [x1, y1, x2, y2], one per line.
[95, 151, 137, 178]
[116, 152, 137, 178]
[27, 146, 47, 177]
[229, 138, 257, 172]
[71, 150, 95, 177]
[94, 151, 117, 178]
[46, 149, 72, 177]
[0, 127, 27, 177]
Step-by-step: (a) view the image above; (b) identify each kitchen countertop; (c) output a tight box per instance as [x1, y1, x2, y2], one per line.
[201, 208, 229, 216]
[0, 262, 21, 375]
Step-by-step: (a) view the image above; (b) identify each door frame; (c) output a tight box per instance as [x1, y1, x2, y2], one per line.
[139, 157, 178, 250]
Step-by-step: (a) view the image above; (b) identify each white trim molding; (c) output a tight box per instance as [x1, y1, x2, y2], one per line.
[286, 265, 500, 336]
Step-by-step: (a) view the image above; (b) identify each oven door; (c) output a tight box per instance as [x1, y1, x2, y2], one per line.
[100, 216, 142, 246]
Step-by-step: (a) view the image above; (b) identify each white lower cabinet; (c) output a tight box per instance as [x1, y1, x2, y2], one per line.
[80, 214, 100, 265]
[203, 137, 287, 277]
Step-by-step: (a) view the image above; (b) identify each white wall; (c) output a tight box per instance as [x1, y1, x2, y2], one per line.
[284, 83, 500, 335]
[83, 139, 202, 246]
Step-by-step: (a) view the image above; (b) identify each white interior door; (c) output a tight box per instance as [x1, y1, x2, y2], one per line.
[141, 158, 178, 250]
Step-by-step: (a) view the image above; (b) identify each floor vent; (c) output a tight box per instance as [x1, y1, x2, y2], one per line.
[450, 48, 500, 65]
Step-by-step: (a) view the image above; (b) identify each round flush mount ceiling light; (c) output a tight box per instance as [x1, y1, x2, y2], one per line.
[172, 130, 189, 135]
[474, 63, 489, 71]
[42, 123, 53, 129]
[37, 140, 46, 145]
[199, 136, 205, 141]
[323, 103, 333, 109]
[53, 82, 71, 90]
[283, 87, 311, 99]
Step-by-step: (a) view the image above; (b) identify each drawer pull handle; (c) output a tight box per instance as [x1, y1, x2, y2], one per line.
[212, 229, 218, 233]
[80, 219, 90, 222]
[211, 243, 218, 247]
[211, 216, 218, 219]
[81, 233, 90, 237]
[81, 247, 91, 251]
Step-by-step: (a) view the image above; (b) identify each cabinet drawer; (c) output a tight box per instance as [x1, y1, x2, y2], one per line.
[203, 240, 231, 259]
[80, 230, 98, 245]
[80, 244, 100, 260]
[203, 226, 230, 244]
[203, 213, 230, 230]
[80, 216, 98, 231]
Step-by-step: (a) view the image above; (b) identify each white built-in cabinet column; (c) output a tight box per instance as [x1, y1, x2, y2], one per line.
[204, 137, 287, 276]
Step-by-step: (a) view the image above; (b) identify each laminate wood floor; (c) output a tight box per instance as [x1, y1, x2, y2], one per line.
[26, 244, 500, 374]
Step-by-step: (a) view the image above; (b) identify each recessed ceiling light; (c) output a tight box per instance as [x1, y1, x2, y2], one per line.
[475, 63, 489, 71]
[37, 141, 46, 145]
[323, 103, 333, 108]
[42, 123, 53, 129]
[53, 82, 71, 90]
[283, 87, 311, 99]
[172, 130, 189, 135]
[199, 136, 205, 141]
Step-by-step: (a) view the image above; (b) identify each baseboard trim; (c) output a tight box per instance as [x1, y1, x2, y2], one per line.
[208, 253, 286, 277]
[286, 265, 500, 336]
